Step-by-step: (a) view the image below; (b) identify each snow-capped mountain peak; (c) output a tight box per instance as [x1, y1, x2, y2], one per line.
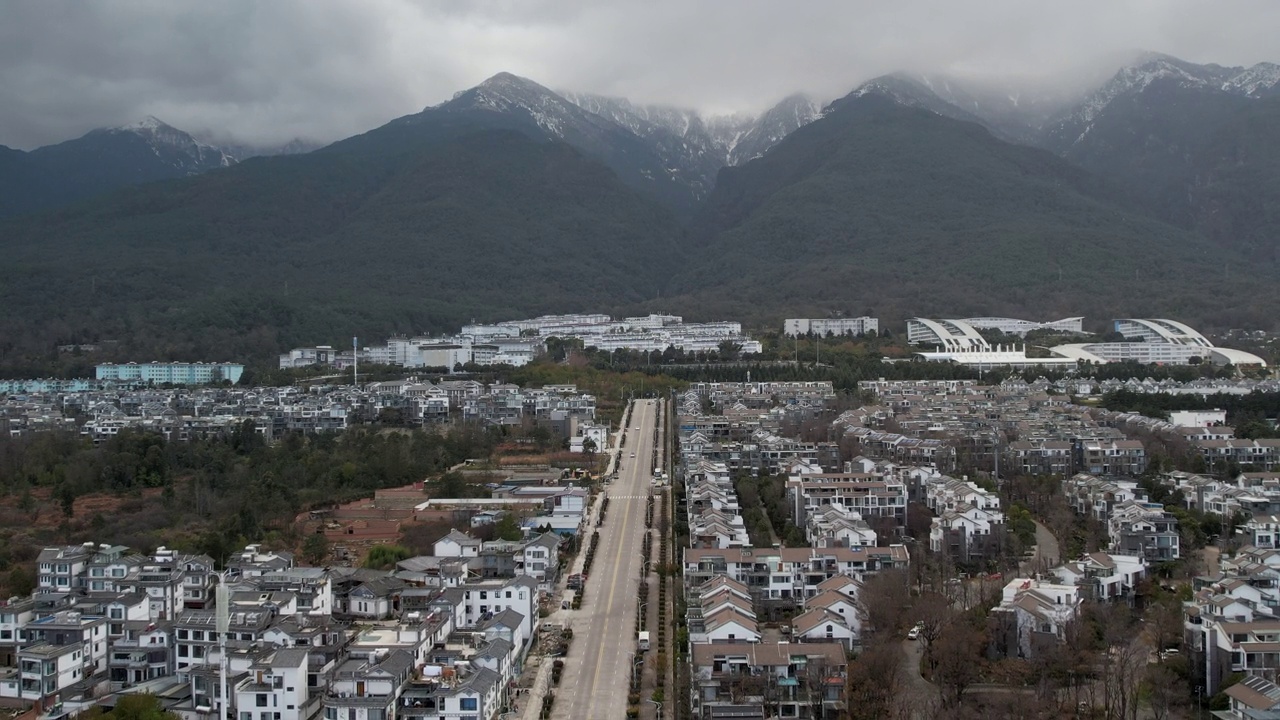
[1223, 62, 1280, 97]
[440, 71, 607, 139]
[100, 116, 236, 172]
[117, 115, 170, 133]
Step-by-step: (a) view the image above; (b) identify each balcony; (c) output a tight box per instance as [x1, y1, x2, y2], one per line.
[324, 692, 394, 708]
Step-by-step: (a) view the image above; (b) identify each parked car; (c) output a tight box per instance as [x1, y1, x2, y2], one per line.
[907, 627, 920, 640]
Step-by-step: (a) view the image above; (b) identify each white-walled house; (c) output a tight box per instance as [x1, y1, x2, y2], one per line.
[10, 642, 86, 703]
[989, 578, 1081, 659]
[234, 648, 315, 720]
[1051, 552, 1148, 601]
[804, 589, 863, 639]
[516, 534, 560, 589]
[792, 607, 858, 651]
[433, 531, 482, 559]
[323, 649, 415, 720]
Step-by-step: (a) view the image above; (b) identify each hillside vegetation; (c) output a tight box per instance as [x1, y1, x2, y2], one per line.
[0, 124, 681, 369]
[671, 95, 1265, 328]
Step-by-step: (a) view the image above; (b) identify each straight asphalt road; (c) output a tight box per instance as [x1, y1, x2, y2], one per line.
[560, 398, 658, 719]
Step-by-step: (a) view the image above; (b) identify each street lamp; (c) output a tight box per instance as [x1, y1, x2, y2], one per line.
[648, 698, 664, 719]
[632, 654, 645, 687]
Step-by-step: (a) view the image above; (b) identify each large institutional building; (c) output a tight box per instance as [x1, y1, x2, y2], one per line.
[95, 362, 245, 385]
[907, 317, 1266, 369]
[961, 316, 1085, 337]
[783, 317, 879, 337]
[1053, 318, 1265, 367]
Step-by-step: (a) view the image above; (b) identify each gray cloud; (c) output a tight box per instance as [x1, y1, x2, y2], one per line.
[2, 0, 1278, 149]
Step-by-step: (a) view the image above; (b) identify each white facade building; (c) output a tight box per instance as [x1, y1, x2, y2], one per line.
[783, 317, 879, 337]
[960, 317, 1085, 336]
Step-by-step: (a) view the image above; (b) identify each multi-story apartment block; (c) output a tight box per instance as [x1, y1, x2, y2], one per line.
[785, 473, 907, 532]
[988, 578, 1082, 659]
[107, 621, 173, 689]
[95, 362, 245, 385]
[783, 317, 879, 337]
[0, 598, 35, 666]
[234, 647, 315, 720]
[1006, 440, 1074, 476]
[1076, 439, 1147, 476]
[254, 569, 333, 616]
[174, 609, 276, 673]
[682, 545, 909, 602]
[13, 642, 88, 707]
[1198, 439, 1280, 472]
[25, 610, 108, 678]
[1244, 516, 1280, 550]
[1195, 618, 1280, 696]
[803, 505, 877, 548]
[1062, 474, 1146, 522]
[1051, 553, 1147, 602]
[690, 641, 847, 720]
[323, 649, 415, 720]
[36, 545, 95, 594]
[1108, 502, 1181, 562]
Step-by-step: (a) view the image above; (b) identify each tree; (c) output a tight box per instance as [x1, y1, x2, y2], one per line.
[1144, 662, 1184, 720]
[78, 693, 182, 720]
[932, 621, 983, 709]
[494, 513, 524, 542]
[845, 642, 906, 720]
[363, 544, 412, 570]
[858, 569, 910, 643]
[8, 566, 35, 596]
[301, 533, 330, 565]
[913, 592, 957, 672]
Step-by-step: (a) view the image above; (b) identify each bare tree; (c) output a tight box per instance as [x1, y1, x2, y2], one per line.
[933, 621, 984, 709]
[1094, 603, 1146, 720]
[1144, 599, 1184, 657]
[859, 569, 910, 644]
[1144, 663, 1184, 720]
[846, 642, 904, 720]
[913, 592, 957, 673]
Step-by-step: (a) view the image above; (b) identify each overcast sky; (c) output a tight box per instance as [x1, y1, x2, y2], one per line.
[2, 0, 1278, 149]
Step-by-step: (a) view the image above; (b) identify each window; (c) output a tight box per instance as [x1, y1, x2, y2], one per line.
[460, 698, 478, 711]
[257, 694, 269, 707]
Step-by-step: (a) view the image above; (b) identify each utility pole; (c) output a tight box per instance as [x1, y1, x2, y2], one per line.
[216, 573, 230, 720]
[352, 336, 358, 387]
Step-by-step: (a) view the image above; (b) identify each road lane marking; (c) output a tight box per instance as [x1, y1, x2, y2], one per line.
[584, 403, 649, 718]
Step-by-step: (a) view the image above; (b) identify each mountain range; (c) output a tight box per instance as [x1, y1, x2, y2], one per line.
[1, 52, 1278, 369]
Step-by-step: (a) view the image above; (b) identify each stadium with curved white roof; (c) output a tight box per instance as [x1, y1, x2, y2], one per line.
[1051, 319, 1265, 367]
[906, 318, 990, 351]
[1114, 319, 1213, 347]
[962, 317, 1085, 337]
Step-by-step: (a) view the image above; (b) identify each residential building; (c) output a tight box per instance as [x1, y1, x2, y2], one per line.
[690, 641, 847, 720]
[783, 317, 879, 337]
[988, 578, 1082, 659]
[95, 363, 245, 385]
